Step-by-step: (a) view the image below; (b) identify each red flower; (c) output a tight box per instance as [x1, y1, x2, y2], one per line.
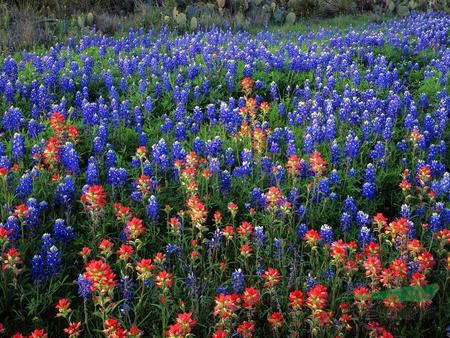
[363, 256, 382, 279]
[240, 244, 253, 258]
[353, 286, 371, 312]
[383, 295, 403, 312]
[390, 258, 407, 283]
[227, 202, 238, 217]
[2, 247, 23, 275]
[306, 284, 328, 311]
[64, 322, 82, 337]
[99, 239, 114, 256]
[213, 293, 241, 319]
[315, 310, 333, 326]
[136, 258, 155, 281]
[330, 240, 347, 263]
[49, 112, 66, 136]
[84, 260, 117, 294]
[212, 329, 229, 338]
[242, 287, 260, 310]
[409, 272, 427, 286]
[380, 268, 395, 288]
[237, 221, 254, 238]
[81, 185, 107, 212]
[29, 329, 48, 338]
[262, 267, 280, 288]
[289, 289, 304, 311]
[176, 312, 196, 334]
[303, 229, 321, 247]
[0, 167, 8, 176]
[367, 321, 394, 338]
[155, 270, 173, 291]
[116, 244, 134, 260]
[237, 321, 254, 337]
[268, 312, 283, 329]
[103, 318, 125, 337]
[416, 251, 435, 272]
[55, 298, 71, 318]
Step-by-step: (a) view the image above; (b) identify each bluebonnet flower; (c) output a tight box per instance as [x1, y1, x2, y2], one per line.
[166, 243, 181, 256]
[106, 167, 128, 187]
[27, 119, 44, 139]
[16, 173, 33, 199]
[320, 224, 334, 245]
[216, 285, 229, 295]
[344, 131, 360, 161]
[2, 107, 24, 131]
[53, 219, 75, 244]
[253, 226, 265, 249]
[45, 245, 62, 278]
[86, 157, 99, 185]
[356, 211, 370, 227]
[231, 269, 245, 293]
[61, 142, 80, 174]
[54, 176, 75, 209]
[186, 272, 199, 297]
[12, 133, 25, 162]
[31, 255, 45, 282]
[338, 212, 351, 233]
[343, 196, 358, 217]
[119, 275, 135, 318]
[324, 268, 335, 281]
[147, 195, 159, 225]
[297, 223, 308, 240]
[220, 170, 231, 195]
[429, 213, 441, 234]
[305, 274, 318, 291]
[400, 204, 411, 219]
[358, 225, 375, 247]
[77, 274, 92, 299]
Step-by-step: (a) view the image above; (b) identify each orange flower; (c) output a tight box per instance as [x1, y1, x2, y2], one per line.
[286, 154, 301, 176]
[241, 77, 253, 96]
[309, 151, 327, 177]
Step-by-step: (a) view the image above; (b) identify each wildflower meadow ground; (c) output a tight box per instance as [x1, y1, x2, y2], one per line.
[0, 11, 449, 338]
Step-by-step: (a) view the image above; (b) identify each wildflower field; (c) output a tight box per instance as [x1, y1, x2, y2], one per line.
[0, 11, 449, 338]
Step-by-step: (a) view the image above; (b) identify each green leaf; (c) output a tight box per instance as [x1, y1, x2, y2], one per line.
[369, 284, 439, 302]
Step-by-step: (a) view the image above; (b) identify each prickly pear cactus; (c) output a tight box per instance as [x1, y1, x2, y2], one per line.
[286, 11, 296, 24]
[175, 13, 187, 27]
[273, 8, 287, 24]
[77, 15, 85, 29]
[86, 12, 94, 26]
[190, 16, 198, 30]
[217, 0, 226, 8]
